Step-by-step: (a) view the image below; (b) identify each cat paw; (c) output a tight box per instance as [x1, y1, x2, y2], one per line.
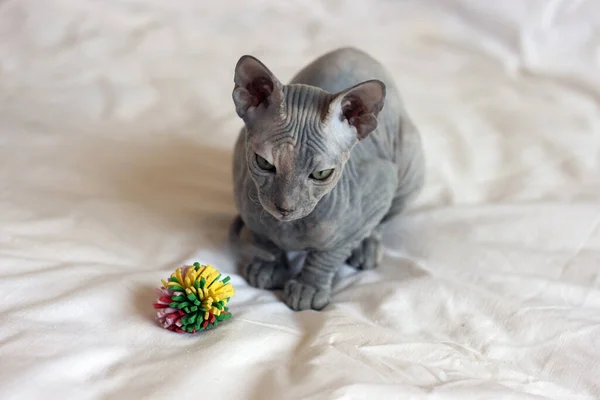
[347, 234, 383, 270]
[283, 279, 330, 311]
[244, 259, 290, 290]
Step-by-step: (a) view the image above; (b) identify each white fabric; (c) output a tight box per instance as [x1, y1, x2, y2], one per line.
[1, 1, 599, 399]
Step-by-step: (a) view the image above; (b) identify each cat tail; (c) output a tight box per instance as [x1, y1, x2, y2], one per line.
[228, 215, 277, 262]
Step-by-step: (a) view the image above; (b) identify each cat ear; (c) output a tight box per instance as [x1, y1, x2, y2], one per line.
[232, 55, 284, 121]
[329, 80, 386, 140]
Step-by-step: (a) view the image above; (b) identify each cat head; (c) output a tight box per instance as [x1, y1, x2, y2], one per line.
[232, 55, 386, 221]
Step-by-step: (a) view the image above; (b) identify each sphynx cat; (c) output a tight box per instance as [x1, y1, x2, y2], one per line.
[230, 47, 424, 311]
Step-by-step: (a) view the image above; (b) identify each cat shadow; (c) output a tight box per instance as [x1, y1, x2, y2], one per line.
[132, 283, 160, 324]
[247, 252, 429, 400]
[245, 309, 332, 400]
[63, 133, 237, 251]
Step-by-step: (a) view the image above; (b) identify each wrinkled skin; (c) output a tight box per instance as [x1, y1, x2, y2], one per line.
[231, 47, 425, 311]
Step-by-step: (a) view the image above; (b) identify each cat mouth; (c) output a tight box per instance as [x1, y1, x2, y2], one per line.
[271, 211, 300, 222]
[264, 207, 302, 222]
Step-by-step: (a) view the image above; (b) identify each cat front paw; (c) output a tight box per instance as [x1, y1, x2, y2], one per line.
[283, 279, 330, 311]
[244, 258, 290, 290]
[347, 233, 383, 270]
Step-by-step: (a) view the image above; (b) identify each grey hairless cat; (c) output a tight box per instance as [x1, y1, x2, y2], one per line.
[230, 47, 425, 311]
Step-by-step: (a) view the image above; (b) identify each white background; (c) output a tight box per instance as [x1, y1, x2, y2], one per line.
[0, 1, 599, 399]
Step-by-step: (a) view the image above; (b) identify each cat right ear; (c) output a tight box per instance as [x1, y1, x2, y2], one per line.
[328, 80, 386, 141]
[232, 55, 283, 121]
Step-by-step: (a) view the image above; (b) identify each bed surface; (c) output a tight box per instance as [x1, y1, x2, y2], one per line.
[1, 1, 599, 399]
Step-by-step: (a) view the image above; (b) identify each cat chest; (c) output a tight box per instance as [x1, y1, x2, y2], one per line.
[247, 216, 339, 252]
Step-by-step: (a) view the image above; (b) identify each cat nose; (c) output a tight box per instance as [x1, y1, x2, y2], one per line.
[275, 204, 295, 215]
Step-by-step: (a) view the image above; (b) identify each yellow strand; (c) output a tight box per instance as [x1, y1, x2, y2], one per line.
[196, 264, 208, 277]
[162, 264, 234, 322]
[175, 268, 183, 286]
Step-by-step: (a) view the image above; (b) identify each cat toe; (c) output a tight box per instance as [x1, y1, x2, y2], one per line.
[347, 235, 383, 270]
[362, 236, 383, 270]
[347, 247, 365, 268]
[245, 260, 289, 290]
[283, 279, 330, 311]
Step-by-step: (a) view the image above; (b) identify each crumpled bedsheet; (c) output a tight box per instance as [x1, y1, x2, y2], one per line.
[1, 0, 599, 399]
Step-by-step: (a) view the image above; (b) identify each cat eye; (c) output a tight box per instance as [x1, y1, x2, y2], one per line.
[255, 154, 275, 171]
[310, 169, 334, 181]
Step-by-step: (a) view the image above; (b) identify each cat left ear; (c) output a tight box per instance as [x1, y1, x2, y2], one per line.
[232, 55, 284, 121]
[329, 80, 386, 140]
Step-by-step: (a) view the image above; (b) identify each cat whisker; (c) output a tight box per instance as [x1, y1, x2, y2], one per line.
[259, 209, 268, 226]
[247, 191, 261, 206]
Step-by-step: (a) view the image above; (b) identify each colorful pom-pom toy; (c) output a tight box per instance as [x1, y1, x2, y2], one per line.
[153, 262, 235, 334]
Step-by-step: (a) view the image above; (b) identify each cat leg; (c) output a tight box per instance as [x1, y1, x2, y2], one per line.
[243, 234, 290, 290]
[346, 228, 383, 270]
[348, 168, 419, 271]
[283, 247, 351, 311]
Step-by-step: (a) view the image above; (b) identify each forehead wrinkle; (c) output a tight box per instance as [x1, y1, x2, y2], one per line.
[273, 140, 321, 175]
[281, 85, 332, 142]
[265, 117, 295, 145]
[256, 85, 331, 150]
[262, 85, 336, 174]
[273, 142, 297, 173]
[272, 134, 296, 148]
[306, 134, 329, 155]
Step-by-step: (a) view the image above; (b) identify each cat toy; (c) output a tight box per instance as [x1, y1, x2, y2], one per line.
[153, 262, 235, 333]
